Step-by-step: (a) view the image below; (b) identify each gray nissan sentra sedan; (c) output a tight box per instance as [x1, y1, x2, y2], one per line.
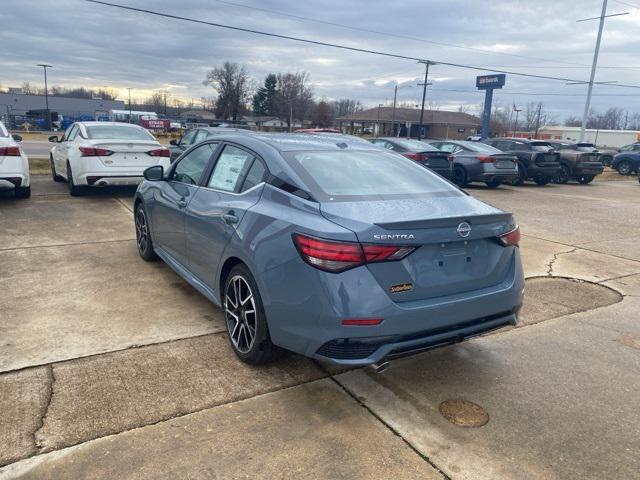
[133, 133, 525, 367]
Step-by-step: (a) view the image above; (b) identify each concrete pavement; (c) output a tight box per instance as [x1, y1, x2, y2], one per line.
[1, 175, 639, 478]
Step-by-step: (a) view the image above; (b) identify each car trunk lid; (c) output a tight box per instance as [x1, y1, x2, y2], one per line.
[320, 196, 516, 302]
[90, 141, 164, 167]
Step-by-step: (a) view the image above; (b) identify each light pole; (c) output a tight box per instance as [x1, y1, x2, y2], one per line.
[37, 64, 52, 130]
[127, 88, 132, 123]
[391, 85, 398, 137]
[377, 103, 383, 137]
[577, 0, 628, 142]
[512, 106, 522, 135]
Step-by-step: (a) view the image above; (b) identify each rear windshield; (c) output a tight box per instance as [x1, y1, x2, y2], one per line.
[86, 125, 155, 141]
[284, 150, 459, 201]
[393, 139, 439, 152]
[464, 142, 503, 154]
[531, 141, 553, 152]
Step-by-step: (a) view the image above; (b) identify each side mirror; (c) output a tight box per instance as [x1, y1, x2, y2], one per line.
[48, 135, 60, 143]
[143, 165, 164, 182]
[169, 139, 179, 146]
[12, 134, 23, 142]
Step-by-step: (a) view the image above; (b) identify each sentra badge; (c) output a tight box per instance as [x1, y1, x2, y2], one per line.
[390, 283, 413, 293]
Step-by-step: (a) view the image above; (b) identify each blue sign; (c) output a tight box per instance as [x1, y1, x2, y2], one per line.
[477, 74, 507, 139]
[476, 74, 506, 90]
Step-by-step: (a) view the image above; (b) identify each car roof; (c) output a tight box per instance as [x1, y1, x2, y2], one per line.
[77, 121, 146, 128]
[206, 132, 383, 152]
[490, 137, 538, 143]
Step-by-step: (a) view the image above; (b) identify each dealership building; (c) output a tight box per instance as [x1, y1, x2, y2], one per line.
[337, 107, 481, 139]
[0, 92, 124, 127]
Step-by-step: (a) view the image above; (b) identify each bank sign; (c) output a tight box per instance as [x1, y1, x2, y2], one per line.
[476, 74, 506, 90]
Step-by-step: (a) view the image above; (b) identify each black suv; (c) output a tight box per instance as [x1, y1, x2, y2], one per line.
[484, 138, 561, 185]
[547, 141, 604, 184]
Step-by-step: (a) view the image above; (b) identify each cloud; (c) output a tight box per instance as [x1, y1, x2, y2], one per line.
[3, 0, 640, 119]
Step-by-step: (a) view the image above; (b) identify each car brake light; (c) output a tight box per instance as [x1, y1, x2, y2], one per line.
[498, 226, 521, 247]
[0, 146, 20, 156]
[292, 233, 415, 273]
[476, 155, 495, 163]
[79, 147, 113, 157]
[447, 155, 454, 162]
[147, 148, 170, 157]
[342, 318, 383, 326]
[402, 152, 420, 161]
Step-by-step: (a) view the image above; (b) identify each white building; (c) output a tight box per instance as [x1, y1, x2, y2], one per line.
[537, 126, 640, 148]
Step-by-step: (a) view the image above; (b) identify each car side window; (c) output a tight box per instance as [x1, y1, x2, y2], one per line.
[207, 145, 255, 193]
[193, 130, 209, 144]
[62, 125, 75, 142]
[240, 159, 267, 192]
[372, 140, 393, 150]
[67, 125, 80, 141]
[179, 130, 197, 147]
[171, 143, 217, 185]
[512, 141, 526, 150]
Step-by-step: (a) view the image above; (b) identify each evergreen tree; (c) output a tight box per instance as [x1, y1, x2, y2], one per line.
[252, 73, 277, 115]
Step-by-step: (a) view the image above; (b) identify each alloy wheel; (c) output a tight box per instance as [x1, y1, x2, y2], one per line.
[135, 208, 149, 254]
[225, 275, 257, 354]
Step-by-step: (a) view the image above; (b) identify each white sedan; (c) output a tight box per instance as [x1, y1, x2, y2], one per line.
[0, 121, 30, 198]
[49, 121, 171, 196]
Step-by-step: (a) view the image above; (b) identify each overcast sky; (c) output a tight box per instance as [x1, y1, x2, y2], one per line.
[3, 0, 640, 120]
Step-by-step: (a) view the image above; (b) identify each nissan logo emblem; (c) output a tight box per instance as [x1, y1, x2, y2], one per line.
[457, 222, 471, 238]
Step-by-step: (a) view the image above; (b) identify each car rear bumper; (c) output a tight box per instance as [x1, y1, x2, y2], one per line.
[529, 165, 561, 177]
[575, 164, 604, 176]
[83, 175, 143, 186]
[261, 248, 525, 366]
[0, 174, 29, 189]
[73, 158, 170, 186]
[481, 172, 519, 183]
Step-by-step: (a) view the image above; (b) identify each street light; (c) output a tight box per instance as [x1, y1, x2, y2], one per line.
[127, 87, 132, 123]
[37, 64, 52, 130]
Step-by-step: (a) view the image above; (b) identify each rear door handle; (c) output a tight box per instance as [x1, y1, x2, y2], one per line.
[223, 213, 239, 224]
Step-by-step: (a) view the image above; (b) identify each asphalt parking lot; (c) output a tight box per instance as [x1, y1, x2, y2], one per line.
[1, 176, 640, 479]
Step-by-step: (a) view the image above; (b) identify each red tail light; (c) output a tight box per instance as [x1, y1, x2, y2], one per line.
[402, 152, 420, 161]
[342, 318, 383, 326]
[292, 233, 415, 273]
[476, 155, 495, 163]
[447, 155, 454, 162]
[79, 147, 113, 157]
[147, 148, 170, 157]
[0, 146, 21, 156]
[498, 226, 521, 247]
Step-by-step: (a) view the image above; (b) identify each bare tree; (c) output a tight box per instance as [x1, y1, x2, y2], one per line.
[333, 98, 363, 118]
[21, 82, 34, 94]
[143, 92, 165, 112]
[565, 116, 581, 127]
[203, 62, 253, 122]
[273, 72, 314, 129]
[311, 100, 334, 127]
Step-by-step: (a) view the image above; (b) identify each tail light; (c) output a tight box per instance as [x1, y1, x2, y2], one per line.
[147, 148, 170, 157]
[498, 226, 521, 247]
[476, 155, 495, 163]
[0, 146, 21, 156]
[402, 152, 420, 161]
[292, 233, 415, 273]
[79, 147, 113, 157]
[342, 318, 383, 326]
[447, 155, 454, 162]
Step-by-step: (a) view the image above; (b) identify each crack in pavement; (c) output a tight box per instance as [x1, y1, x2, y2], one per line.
[0, 238, 135, 253]
[546, 247, 578, 276]
[32, 365, 55, 452]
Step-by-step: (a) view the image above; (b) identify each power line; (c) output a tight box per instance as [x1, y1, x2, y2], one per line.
[213, 0, 592, 68]
[84, 0, 640, 90]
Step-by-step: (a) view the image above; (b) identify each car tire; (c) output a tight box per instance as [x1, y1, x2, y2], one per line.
[554, 163, 571, 184]
[511, 161, 527, 186]
[15, 186, 31, 199]
[453, 165, 468, 187]
[66, 162, 84, 196]
[534, 175, 551, 186]
[223, 264, 281, 365]
[617, 161, 632, 176]
[485, 179, 501, 188]
[578, 175, 595, 185]
[600, 155, 612, 167]
[135, 203, 158, 261]
[50, 156, 63, 182]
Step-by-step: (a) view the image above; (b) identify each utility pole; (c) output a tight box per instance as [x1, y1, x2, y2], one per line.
[417, 61, 436, 140]
[577, 0, 628, 142]
[513, 106, 522, 135]
[391, 85, 398, 137]
[127, 88, 132, 123]
[534, 102, 542, 138]
[37, 64, 52, 130]
[376, 103, 383, 136]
